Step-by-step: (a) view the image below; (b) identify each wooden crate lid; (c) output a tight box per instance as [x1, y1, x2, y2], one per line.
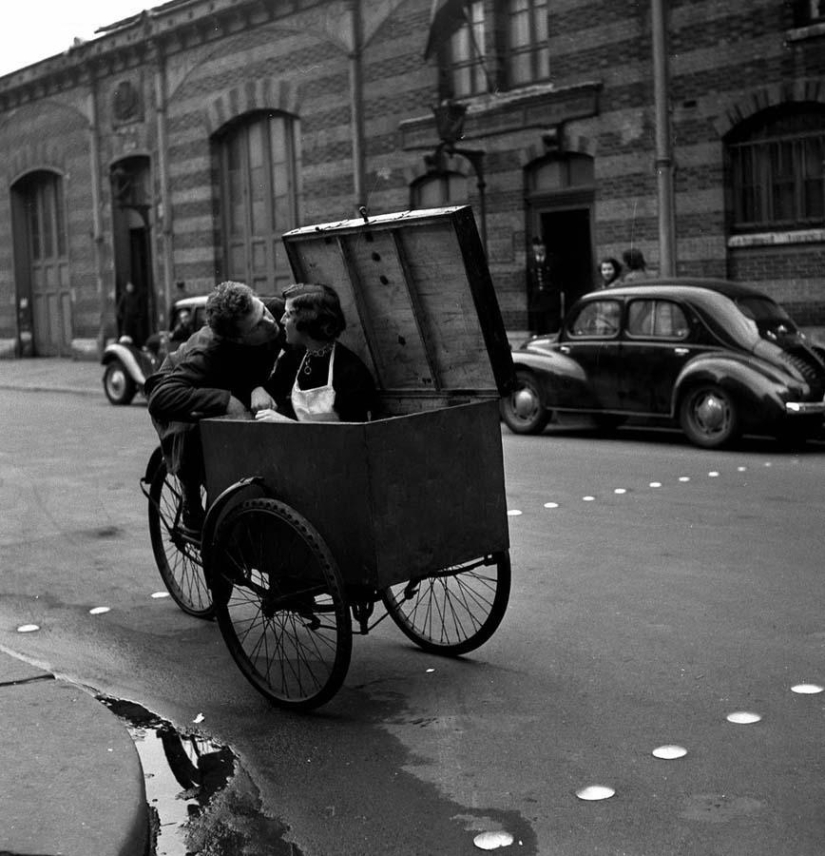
[282, 206, 514, 402]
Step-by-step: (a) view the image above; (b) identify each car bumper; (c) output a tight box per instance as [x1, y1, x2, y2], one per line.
[785, 400, 825, 415]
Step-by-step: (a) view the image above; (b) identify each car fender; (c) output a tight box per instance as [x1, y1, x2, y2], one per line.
[101, 343, 149, 387]
[512, 349, 595, 408]
[672, 355, 792, 424]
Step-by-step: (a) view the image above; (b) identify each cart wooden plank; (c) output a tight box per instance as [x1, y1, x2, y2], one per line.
[282, 206, 514, 414]
[201, 399, 508, 589]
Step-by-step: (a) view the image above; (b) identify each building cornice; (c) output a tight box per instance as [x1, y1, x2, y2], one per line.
[399, 80, 602, 151]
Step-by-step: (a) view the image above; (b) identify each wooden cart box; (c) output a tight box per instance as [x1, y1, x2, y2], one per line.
[201, 206, 514, 589]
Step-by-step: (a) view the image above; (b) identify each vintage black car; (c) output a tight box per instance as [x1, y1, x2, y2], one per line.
[501, 278, 825, 448]
[101, 295, 207, 405]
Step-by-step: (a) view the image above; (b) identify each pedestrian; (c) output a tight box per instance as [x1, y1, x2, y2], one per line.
[621, 247, 650, 282]
[116, 282, 144, 345]
[145, 281, 285, 535]
[598, 256, 623, 288]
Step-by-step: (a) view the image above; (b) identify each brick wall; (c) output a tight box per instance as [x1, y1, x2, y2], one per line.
[0, 0, 822, 349]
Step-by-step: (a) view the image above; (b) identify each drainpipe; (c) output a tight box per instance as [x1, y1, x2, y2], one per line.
[154, 44, 173, 325]
[88, 73, 108, 355]
[651, 0, 676, 275]
[348, 0, 366, 211]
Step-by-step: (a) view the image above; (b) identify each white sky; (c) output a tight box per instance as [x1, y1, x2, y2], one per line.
[1, 2, 154, 77]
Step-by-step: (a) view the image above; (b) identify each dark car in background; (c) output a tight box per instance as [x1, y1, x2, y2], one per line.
[101, 295, 207, 405]
[501, 278, 825, 448]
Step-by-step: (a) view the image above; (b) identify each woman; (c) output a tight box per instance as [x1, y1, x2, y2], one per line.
[256, 283, 376, 423]
[598, 257, 623, 289]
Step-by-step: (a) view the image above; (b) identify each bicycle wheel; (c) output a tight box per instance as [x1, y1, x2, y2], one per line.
[381, 551, 511, 656]
[211, 498, 352, 711]
[147, 459, 213, 619]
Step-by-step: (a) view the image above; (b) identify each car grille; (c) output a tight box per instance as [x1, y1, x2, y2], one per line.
[781, 347, 825, 396]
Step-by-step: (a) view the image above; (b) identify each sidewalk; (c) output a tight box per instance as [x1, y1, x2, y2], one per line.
[0, 355, 103, 396]
[0, 650, 150, 856]
[1, 356, 150, 855]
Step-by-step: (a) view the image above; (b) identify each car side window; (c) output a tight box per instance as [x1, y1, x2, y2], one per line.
[569, 300, 622, 338]
[627, 300, 689, 340]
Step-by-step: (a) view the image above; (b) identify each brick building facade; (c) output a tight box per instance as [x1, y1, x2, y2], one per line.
[0, 0, 823, 358]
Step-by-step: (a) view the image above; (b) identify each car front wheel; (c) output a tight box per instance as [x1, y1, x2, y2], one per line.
[500, 368, 550, 435]
[103, 360, 137, 405]
[679, 384, 739, 449]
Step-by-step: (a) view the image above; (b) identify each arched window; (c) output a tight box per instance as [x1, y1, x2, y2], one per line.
[726, 106, 825, 233]
[527, 153, 594, 195]
[411, 171, 469, 208]
[217, 111, 298, 293]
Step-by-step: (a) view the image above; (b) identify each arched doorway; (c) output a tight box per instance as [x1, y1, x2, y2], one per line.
[525, 154, 595, 333]
[110, 156, 154, 345]
[11, 170, 70, 356]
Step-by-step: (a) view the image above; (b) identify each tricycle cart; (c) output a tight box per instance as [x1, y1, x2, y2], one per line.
[145, 206, 515, 710]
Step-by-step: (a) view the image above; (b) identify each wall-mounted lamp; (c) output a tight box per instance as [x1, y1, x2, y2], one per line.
[426, 99, 488, 252]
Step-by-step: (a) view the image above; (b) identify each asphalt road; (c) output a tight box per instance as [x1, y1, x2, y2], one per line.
[1, 392, 824, 855]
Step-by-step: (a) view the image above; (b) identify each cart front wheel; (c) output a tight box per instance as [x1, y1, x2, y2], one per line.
[147, 459, 213, 618]
[381, 551, 511, 656]
[211, 499, 352, 711]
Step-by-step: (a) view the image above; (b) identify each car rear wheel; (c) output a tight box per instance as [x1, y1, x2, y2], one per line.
[103, 360, 137, 405]
[500, 369, 550, 435]
[679, 384, 739, 449]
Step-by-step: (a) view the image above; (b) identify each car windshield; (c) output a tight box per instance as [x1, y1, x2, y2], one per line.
[734, 296, 798, 337]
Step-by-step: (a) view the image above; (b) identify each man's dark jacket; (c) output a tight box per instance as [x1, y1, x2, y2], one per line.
[145, 297, 285, 468]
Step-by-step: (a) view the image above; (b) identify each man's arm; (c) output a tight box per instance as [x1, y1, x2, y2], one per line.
[147, 347, 233, 422]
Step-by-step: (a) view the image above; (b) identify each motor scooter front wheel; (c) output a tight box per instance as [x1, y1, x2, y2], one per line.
[103, 359, 137, 405]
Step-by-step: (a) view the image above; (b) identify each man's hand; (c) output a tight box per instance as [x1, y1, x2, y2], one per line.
[250, 386, 275, 413]
[225, 395, 251, 418]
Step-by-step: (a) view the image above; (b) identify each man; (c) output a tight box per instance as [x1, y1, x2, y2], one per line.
[146, 281, 285, 534]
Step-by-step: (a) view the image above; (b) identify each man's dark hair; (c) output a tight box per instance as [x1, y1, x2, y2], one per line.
[206, 281, 255, 338]
[282, 283, 346, 341]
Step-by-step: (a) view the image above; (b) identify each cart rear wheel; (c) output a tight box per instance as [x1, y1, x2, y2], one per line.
[148, 459, 213, 619]
[211, 499, 352, 711]
[381, 551, 511, 656]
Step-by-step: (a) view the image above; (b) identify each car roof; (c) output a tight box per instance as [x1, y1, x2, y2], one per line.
[592, 277, 772, 302]
[174, 295, 208, 309]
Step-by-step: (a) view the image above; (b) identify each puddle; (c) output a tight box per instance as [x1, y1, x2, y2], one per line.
[98, 697, 302, 856]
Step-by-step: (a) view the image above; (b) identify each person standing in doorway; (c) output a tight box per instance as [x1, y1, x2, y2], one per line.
[116, 282, 144, 345]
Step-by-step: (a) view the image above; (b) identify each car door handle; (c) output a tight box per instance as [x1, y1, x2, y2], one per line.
[674, 347, 689, 356]
[560, 346, 571, 354]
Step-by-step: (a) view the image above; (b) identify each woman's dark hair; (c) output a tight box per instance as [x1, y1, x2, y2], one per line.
[206, 281, 255, 338]
[622, 247, 647, 271]
[599, 257, 622, 283]
[282, 282, 346, 341]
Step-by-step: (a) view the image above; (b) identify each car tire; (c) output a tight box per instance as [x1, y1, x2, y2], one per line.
[678, 384, 739, 449]
[103, 360, 137, 405]
[500, 369, 550, 435]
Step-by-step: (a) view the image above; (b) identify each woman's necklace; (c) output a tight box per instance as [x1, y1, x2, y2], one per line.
[302, 343, 333, 375]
